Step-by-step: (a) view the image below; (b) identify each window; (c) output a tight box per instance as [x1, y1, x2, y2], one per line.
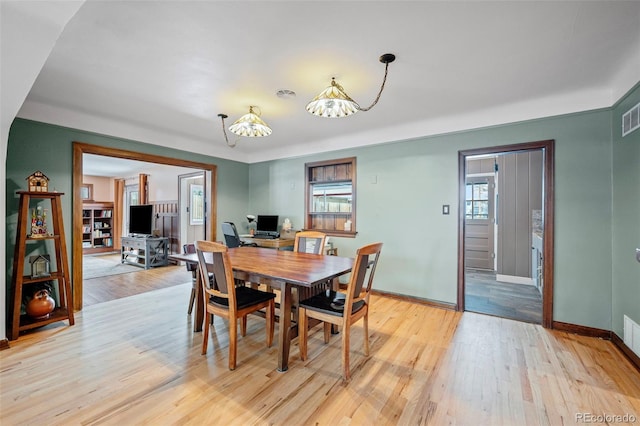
[190, 184, 204, 225]
[465, 182, 489, 219]
[305, 157, 356, 236]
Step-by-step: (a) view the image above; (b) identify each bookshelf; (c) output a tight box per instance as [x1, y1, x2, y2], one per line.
[10, 191, 74, 340]
[82, 202, 114, 254]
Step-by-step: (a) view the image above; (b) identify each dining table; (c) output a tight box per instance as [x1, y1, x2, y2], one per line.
[168, 246, 354, 371]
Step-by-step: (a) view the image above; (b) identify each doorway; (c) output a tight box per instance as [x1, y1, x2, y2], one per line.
[179, 172, 206, 247]
[457, 140, 555, 328]
[72, 142, 218, 311]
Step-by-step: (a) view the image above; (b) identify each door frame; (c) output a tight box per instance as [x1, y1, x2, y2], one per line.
[72, 142, 218, 311]
[457, 140, 555, 328]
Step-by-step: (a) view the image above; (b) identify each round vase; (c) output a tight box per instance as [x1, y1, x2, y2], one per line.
[26, 289, 55, 319]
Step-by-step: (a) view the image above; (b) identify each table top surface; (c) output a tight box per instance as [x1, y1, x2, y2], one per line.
[169, 247, 353, 287]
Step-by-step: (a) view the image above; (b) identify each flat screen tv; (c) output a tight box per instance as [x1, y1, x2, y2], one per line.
[129, 204, 153, 236]
[256, 215, 279, 234]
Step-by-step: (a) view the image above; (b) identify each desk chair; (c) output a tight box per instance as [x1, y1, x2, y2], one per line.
[298, 242, 383, 381]
[221, 222, 258, 248]
[195, 240, 275, 370]
[183, 243, 198, 314]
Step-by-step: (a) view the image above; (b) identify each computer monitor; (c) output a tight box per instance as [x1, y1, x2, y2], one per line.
[256, 215, 279, 235]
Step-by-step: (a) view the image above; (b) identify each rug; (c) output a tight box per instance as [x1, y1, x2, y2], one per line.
[83, 254, 142, 279]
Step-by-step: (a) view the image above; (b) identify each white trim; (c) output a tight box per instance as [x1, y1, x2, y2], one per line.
[496, 274, 534, 286]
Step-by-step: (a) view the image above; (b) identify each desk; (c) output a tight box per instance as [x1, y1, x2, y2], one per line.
[169, 247, 353, 371]
[241, 236, 294, 250]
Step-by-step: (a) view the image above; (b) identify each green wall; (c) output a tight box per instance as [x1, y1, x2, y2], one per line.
[6, 97, 635, 333]
[5, 118, 250, 299]
[249, 109, 615, 330]
[611, 83, 640, 338]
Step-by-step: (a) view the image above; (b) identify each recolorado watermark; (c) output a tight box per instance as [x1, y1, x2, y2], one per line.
[576, 412, 637, 423]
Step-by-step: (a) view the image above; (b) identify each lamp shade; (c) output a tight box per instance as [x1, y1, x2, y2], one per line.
[229, 106, 272, 137]
[305, 78, 360, 118]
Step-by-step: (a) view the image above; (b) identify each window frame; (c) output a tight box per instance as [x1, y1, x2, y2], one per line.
[304, 157, 357, 237]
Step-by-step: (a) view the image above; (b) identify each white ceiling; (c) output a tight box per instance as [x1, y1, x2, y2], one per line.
[16, 1, 640, 164]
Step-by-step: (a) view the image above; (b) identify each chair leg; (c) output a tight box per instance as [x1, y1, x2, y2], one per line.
[240, 315, 247, 337]
[342, 323, 351, 381]
[323, 322, 331, 344]
[363, 311, 370, 356]
[299, 307, 308, 360]
[229, 316, 238, 370]
[201, 312, 210, 355]
[266, 300, 274, 347]
[187, 286, 196, 315]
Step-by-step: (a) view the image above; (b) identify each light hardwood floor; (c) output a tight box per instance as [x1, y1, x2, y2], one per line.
[2, 282, 639, 425]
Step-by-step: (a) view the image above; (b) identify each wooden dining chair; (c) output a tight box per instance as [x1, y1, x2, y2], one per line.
[194, 240, 276, 370]
[183, 243, 198, 315]
[292, 231, 329, 303]
[293, 230, 327, 254]
[298, 242, 383, 381]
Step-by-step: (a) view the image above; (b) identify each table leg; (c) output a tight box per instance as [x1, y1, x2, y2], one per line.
[194, 270, 204, 332]
[277, 282, 293, 372]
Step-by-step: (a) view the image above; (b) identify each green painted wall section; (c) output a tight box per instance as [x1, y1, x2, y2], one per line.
[611, 83, 640, 338]
[249, 110, 615, 330]
[5, 118, 250, 294]
[6, 99, 633, 333]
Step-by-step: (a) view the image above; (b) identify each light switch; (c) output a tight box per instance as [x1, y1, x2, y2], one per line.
[442, 205, 450, 215]
[636, 248, 640, 263]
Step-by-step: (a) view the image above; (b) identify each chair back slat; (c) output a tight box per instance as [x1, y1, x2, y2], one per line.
[183, 243, 197, 271]
[294, 231, 326, 254]
[211, 251, 229, 294]
[346, 242, 382, 305]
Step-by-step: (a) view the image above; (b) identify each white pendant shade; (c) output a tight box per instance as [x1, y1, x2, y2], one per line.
[306, 78, 360, 118]
[229, 106, 272, 137]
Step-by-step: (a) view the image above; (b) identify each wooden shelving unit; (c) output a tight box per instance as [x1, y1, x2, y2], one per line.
[304, 157, 357, 236]
[10, 191, 74, 340]
[82, 202, 114, 254]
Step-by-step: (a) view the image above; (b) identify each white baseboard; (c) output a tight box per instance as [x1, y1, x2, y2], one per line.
[496, 274, 534, 286]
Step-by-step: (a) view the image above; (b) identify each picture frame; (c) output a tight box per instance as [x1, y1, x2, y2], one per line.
[80, 183, 93, 202]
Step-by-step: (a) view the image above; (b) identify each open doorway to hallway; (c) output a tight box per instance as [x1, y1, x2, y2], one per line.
[458, 140, 555, 327]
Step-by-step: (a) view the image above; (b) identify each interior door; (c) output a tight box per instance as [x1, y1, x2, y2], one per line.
[179, 172, 206, 249]
[464, 176, 495, 270]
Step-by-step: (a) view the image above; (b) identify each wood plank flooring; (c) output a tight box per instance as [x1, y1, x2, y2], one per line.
[465, 268, 543, 324]
[83, 254, 192, 307]
[2, 283, 639, 425]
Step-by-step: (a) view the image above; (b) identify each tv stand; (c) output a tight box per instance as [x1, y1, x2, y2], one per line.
[121, 236, 168, 269]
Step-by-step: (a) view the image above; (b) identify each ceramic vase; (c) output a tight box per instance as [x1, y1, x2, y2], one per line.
[26, 289, 55, 319]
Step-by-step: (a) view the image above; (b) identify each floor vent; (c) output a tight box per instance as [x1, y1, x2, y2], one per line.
[622, 102, 640, 137]
[623, 315, 640, 357]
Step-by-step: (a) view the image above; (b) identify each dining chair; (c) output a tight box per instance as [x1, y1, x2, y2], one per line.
[183, 243, 198, 314]
[194, 240, 276, 370]
[298, 242, 383, 381]
[293, 230, 327, 254]
[292, 231, 328, 303]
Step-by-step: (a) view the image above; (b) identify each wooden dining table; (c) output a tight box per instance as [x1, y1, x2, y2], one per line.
[168, 246, 354, 371]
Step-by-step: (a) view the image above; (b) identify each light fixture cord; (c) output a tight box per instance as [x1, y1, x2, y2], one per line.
[219, 114, 238, 148]
[358, 61, 391, 112]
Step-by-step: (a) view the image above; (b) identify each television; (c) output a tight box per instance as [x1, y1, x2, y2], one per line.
[256, 215, 279, 236]
[129, 204, 153, 236]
